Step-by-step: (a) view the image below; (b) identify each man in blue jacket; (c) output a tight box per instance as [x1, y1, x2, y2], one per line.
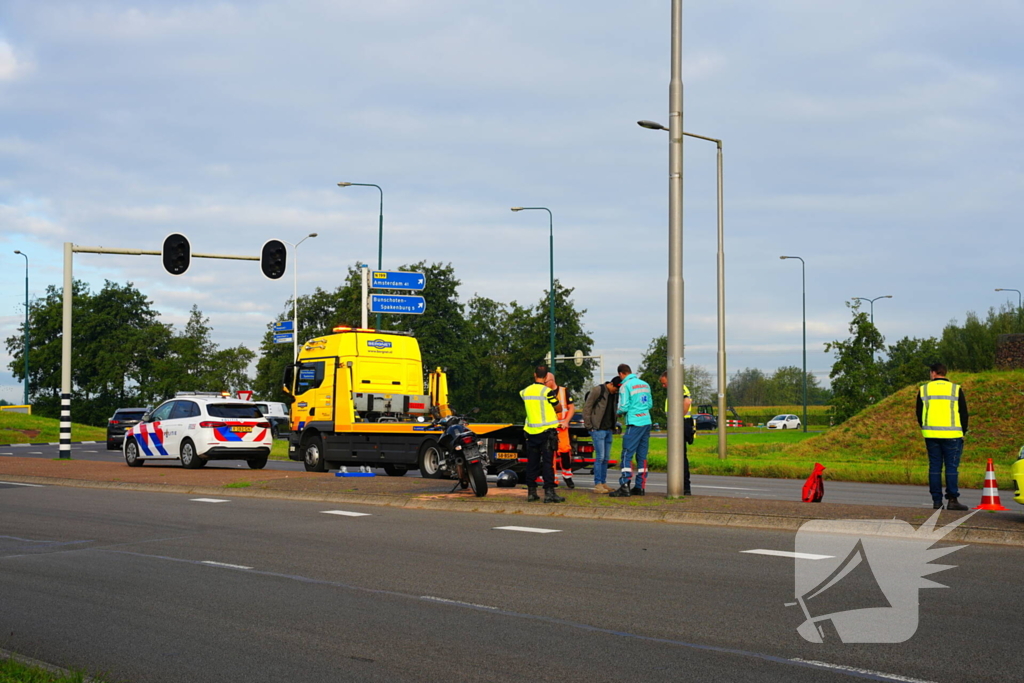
[610, 363, 653, 497]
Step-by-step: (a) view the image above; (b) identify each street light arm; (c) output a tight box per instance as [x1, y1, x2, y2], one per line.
[511, 206, 556, 368]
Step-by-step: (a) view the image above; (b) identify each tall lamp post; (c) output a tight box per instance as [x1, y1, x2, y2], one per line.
[638, 120, 726, 461]
[338, 182, 384, 329]
[13, 250, 29, 405]
[780, 256, 807, 433]
[851, 295, 892, 325]
[282, 234, 318, 361]
[510, 207, 556, 368]
[995, 288, 1022, 310]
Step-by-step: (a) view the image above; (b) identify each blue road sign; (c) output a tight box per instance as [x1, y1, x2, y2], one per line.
[369, 294, 426, 315]
[273, 320, 293, 332]
[371, 271, 426, 291]
[273, 333, 294, 344]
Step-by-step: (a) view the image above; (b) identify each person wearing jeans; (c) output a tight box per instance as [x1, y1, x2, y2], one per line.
[916, 362, 969, 511]
[582, 376, 620, 493]
[610, 364, 653, 497]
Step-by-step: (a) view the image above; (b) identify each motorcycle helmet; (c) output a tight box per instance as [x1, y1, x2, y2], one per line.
[496, 470, 519, 488]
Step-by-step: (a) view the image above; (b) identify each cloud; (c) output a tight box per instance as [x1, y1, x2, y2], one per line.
[0, 40, 31, 81]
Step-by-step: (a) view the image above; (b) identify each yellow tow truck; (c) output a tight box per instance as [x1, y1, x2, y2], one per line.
[284, 327, 523, 476]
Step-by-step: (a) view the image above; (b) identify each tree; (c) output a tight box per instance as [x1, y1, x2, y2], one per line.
[636, 334, 714, 423]
[727, 367, 770, 406]
[881, 336, 939, 395]
[825, 302, 886, 424]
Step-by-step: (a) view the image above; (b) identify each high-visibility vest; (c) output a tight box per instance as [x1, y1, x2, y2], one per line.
[919, 380, 963, 439]
[665, 384, 692, 417]
[521, 382, 559, 435]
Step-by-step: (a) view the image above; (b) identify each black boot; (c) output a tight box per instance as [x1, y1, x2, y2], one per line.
[608, 484, 631, 498]
[630, 487, 645, 496]
[526, 486, 540, 502]
[946, 497, 968, 511]
[564, 476, 575, 490]
[544, 487, 565, 504]
[933, 501, 944, 509]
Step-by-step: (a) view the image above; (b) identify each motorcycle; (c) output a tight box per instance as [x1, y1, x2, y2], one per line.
[432, 413, 489, 497]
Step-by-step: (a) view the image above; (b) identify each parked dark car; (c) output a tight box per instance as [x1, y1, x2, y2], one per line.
[107, 408, 149, 450]
[694, 413, 718, 430]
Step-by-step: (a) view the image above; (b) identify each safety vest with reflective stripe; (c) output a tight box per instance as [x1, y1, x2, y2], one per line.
[521, 382, 559, 435]
[665, 384, 692, 418]
[920, 380, 963, 439]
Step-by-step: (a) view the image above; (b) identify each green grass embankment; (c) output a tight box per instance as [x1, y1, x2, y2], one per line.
[0, 654, 108, 682]
[0, 411, 107, 445]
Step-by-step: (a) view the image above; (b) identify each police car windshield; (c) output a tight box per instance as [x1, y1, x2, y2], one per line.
[207, 404, 263, 419]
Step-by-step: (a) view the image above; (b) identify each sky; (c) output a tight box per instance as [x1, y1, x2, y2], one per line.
[2, 0, 1023, 405]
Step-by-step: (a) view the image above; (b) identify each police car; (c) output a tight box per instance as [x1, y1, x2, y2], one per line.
[123, 392, 273, 469]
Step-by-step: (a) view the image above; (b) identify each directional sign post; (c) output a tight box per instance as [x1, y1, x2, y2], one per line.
[369, 294, 426, 315]
[273, 321, 293, 333]
[273, 333, 294, 344]
[371, 271, 426, 291]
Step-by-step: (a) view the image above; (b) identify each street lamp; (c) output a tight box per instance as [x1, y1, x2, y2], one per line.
[510, 207, 556, 369]
[13, 250, 29, 405]
[638, 120, 727, 461]
[281, 234, 318, 362]
[995, 288, 1022, 310]
[338, 182, 384, 329]
[780, 256, 807, 433]
[851, 295, 892, 325]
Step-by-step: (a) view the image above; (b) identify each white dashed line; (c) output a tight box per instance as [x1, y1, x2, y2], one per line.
[741, 549, 834, 560]
[321, 510, 372, 517]
[790, 659, 936, 683]
[421, 596, 499, 610]
[692, 485, 769, 491]
[493, 526, 562, 534]
[0, 481, 44, 487]
[190, 498, 231, 503]
[201, 561, 253, 570]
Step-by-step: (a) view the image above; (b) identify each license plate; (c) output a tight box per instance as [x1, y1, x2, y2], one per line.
[496, 453, 518, 460]
[231, 426, 253, 433]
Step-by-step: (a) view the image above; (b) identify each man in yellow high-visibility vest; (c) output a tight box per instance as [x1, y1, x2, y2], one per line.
[916, 363, 969, 511]
[520, 365, 565, 504]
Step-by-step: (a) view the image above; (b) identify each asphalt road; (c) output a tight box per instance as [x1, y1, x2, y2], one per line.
[0, 441, 995, 510]
[0, 484, 1020, 683]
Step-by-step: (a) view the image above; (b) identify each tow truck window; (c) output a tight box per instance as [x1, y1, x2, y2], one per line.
[296, 361, 326, 394]
[207, 404, 264, 419]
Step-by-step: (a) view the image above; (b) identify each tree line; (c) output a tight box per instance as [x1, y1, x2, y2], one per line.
[4, 280, 253, 426]
[826, 301, 1024, 424]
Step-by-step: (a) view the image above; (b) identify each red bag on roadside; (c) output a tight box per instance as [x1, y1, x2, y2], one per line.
[801, 463, 825, 503]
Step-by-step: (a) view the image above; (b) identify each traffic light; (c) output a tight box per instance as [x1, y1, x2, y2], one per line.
[261, 239, 287, 280]
[162, 233, 191, 276]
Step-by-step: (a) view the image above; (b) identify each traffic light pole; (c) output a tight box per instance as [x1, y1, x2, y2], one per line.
[59, 242, 265, 459]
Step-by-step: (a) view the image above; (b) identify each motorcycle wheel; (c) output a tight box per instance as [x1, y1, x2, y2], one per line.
[467, 461, 488, 497]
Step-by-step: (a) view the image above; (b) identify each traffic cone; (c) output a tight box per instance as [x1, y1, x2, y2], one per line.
[973, 458, 1009, 511]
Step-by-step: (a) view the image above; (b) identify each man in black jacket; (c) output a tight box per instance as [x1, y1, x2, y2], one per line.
[582, 377, 621, 493]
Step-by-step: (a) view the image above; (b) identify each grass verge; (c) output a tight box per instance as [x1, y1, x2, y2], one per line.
[0, 654, 109, 682]
[0, 412, 106, 445]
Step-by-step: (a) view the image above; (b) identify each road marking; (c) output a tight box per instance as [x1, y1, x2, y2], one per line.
[790, 659, 936, 683]
[84, 450, 98, 453]
[190, 498, 230, 503]
[741, 549, 834, 560]
[28, 452, 42, 455]
[693, 485, 769, 491]
[0, 481, 44, 487]
[421, 596, 500, 610]
[493, 526, 562, 534]
[321, 510, 372, 517]
[201, 561, 253, 570]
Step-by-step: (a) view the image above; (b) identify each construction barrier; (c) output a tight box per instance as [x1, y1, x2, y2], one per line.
[726, 419, 744, 427]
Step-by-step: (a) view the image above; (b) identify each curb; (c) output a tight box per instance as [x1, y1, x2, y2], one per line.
[0, 647, 99, 683]
[6, 474, 1024, 547]
[0, 441, 100, 447]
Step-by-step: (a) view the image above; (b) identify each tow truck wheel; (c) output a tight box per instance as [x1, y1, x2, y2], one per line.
[302, 434, 327, 472]
[383, 464, 407, 477]
[418, 441, 443, 479]
[124, 439, 145, 467]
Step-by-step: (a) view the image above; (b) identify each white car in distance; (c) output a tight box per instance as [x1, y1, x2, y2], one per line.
[766, 414, 802, 430]
[123, 393, 273, 469]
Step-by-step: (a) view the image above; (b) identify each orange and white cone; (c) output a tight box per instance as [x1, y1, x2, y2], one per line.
[973, 458, 1009, 511]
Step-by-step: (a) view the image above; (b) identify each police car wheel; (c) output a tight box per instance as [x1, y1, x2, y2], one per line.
[418, 441, 443, 479]
[302, 434, 327, 472]
[180, 439, 204, 470]
[247, 456, 268, 470]
[124, 439, 145, 467]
